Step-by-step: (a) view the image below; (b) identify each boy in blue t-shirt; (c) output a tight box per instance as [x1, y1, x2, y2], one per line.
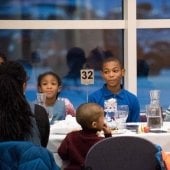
[88, 56, 140, 122]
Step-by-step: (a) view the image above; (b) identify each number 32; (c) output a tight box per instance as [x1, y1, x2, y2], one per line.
[81, 70, 93, 79]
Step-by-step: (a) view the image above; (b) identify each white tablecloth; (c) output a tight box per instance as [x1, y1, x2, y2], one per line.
[47, 121, 170, 168]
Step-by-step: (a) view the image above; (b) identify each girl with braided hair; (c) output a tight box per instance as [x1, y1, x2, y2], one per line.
[0, 72, 40, 144]
[0, 61, 50, 146]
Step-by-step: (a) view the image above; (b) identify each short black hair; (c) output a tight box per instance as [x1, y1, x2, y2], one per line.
[100, 56, 123, 71]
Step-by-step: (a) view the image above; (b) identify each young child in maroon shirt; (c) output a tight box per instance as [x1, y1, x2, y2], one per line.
[58, 103, 112, 170]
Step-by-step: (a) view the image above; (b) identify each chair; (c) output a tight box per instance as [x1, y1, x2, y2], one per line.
[84, 136, 161, 170]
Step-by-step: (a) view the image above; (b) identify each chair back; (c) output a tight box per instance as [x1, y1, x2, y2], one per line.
[84, 136, 161, 170]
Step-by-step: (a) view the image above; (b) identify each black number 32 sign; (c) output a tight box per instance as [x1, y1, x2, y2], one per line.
[81, 69, 94, 85]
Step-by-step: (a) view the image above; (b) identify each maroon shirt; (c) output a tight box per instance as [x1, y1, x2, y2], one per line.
[58, 130, 111, 170]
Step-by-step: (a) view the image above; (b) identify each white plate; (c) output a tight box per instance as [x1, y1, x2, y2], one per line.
[112, 129, 127, 134]
[126, 122, 140, 126]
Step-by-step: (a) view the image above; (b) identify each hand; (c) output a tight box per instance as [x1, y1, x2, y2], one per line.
[102, 123, 112, 135]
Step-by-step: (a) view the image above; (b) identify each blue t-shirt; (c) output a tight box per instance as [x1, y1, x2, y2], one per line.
[88, 84, 140, 122]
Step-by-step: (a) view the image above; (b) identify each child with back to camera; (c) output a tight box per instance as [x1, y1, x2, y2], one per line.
[58, 103, 112, 170]
[88, 56, 140, 122]
[0, 61, 50, 147]
[0, 63, 40, 145]
[37, 71, 76, 122]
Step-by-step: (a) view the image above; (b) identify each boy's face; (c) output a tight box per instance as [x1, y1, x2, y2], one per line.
[101, 60, 125, 88]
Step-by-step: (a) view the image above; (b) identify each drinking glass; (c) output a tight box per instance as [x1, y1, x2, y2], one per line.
[47, 107, 54, 123]
[37, 93, 46, 107]
[37, 93, 54, 123]
[114, 105, 129, 129]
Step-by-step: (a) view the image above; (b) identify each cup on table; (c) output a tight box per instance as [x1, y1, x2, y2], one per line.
[47, 107, 54, 123]
[114, 105, 129, 129]
[37, 93, 46, 107]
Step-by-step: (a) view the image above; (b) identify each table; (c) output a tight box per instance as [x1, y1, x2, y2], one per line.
[47, 121, 170, 169]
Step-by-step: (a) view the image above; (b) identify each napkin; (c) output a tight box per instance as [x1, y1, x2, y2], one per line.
[50, 115, 82, 134]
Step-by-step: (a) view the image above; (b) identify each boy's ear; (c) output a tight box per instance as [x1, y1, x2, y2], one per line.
[122, 68, 125, 76]
[92, 121, 97, 128]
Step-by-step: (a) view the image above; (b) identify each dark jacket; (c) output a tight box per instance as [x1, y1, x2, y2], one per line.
[0, 141, 60, 170]
[58, 130, 111, 170]
[34, 104, 50, 147]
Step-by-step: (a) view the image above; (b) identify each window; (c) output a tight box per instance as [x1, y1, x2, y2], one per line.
[137, 0, 170, 19]
[0, 0, 170, 111]
[0, 0, 123, 20]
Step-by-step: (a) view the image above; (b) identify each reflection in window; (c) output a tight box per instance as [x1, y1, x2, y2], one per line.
[137, 0, 170, 19]
[137, 29, 170, 111]
[0, 29, 123, 108]
[0, 0, 123, 20]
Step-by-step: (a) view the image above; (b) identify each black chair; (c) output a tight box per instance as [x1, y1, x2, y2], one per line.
[84, 136, 161, 170]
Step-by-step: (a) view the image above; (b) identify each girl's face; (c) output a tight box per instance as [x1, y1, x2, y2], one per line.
[101, 60, 125, 89]
[38, 74, 61, 99]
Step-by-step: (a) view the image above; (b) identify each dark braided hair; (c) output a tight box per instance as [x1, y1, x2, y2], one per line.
[0, 61, 28, 90]
[0, 61, 33, 141]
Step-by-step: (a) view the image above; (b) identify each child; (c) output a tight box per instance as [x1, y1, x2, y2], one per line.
[0, 62, 40, 145]
[37, 71, 76, 122]
[58, 103, 112, 170]
[0, 61, 49, 147]
[88, 56, 140, 122]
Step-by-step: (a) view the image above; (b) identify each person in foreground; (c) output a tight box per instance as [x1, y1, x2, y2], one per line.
[0, 61, 50, 147]
[37, 71, 76, 122]
[58, 103, 112, 170]
[88, 56, 140, 122]
[0, 64, 40, 144]
[0, 141, 60, 170]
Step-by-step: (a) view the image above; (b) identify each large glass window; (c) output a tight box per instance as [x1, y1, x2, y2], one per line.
[0, 0, 123, 20]
[0, 29, 123, 108]
[137, 0, 170, 19]
[1, 0, 170, 112]
[137, 29, 170, 110]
